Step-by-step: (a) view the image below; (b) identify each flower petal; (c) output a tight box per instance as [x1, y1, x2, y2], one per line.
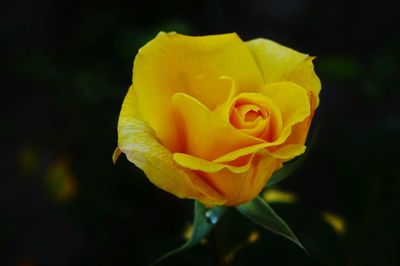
[173, 153, 253, 174]
[271, 144, 306, 161]
[247, 38, 321, 146]
[198, 154, 282, 206]
[171, 92, 263, 161]
[134, 32, 264, 152]
[112, 147, 122, 165]
[246, 38, 321, 108]
[282, 110, 314, 146]
[230, 92, 283, 141]
[260, 82, 310, 132]
[118, 85, 226, 206]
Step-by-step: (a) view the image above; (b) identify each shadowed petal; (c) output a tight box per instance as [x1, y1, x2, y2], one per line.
[198, 154, 282, 206]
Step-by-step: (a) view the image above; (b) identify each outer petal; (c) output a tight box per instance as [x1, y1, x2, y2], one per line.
[246, 38, 321, 145]
[171, 92, 263, 161]
[117, 85, 226, 205]
[260, 82, 310, 134]
[173, 153, 253, 174]
[271, 144, 306, 161]
[197, 154, 282, 206]
[246, 38, 320, 108]
[212, 138, 305, 164]
[134, 32, 264, 152]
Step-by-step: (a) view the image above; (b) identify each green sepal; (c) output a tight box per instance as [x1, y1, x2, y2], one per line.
[236, 196, 306, 252]
[267, 124, 320, 188]
[152, 201, 227, 265]
[267, 151, 307, 188]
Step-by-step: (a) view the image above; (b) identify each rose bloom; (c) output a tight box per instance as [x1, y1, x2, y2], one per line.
[115, 32, 320, 206]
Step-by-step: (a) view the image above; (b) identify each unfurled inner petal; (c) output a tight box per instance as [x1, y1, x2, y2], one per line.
[171, 92, 263, 161]
[133, 32, 264, 152]
[228, 93, 283, 141]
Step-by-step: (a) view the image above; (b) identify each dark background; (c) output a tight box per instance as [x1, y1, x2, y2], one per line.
[2, 0, 400, 265]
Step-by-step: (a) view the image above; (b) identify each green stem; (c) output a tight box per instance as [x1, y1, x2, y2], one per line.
[212, 218, 230, 266]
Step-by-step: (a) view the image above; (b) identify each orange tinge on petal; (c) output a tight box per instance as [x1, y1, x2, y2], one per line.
[171, 92, 264, 161]
[196, 154, 282, 206]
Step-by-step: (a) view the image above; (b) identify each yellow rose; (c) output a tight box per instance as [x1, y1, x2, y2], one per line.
[115, 32, 320, 206]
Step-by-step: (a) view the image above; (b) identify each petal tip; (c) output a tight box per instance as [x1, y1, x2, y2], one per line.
[112, 147, 122, 165]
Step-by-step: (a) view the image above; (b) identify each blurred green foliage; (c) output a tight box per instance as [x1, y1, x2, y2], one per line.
[1, 0, 400, 265]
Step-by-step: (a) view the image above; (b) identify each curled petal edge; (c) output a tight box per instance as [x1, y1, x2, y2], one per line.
[117, 86, 226, 206]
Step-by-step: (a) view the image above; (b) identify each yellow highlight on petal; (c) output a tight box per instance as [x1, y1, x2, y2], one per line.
[263, 189, 298, 204]
[322, 212, 346, 235]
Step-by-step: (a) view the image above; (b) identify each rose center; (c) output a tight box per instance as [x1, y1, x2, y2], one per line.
[244, 110, 259, 122]
[229, 102, 270, 139]
[225, 93, 283, 142]
[235, 104, 268, 124]
[242, 106, 266, 123]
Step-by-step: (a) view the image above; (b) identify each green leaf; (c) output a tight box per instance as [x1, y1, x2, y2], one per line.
[152, 201, 227, 265]
[236, 196, 306, 252]
[267, 124, 320, 188]
[267, 153, 307, 188]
